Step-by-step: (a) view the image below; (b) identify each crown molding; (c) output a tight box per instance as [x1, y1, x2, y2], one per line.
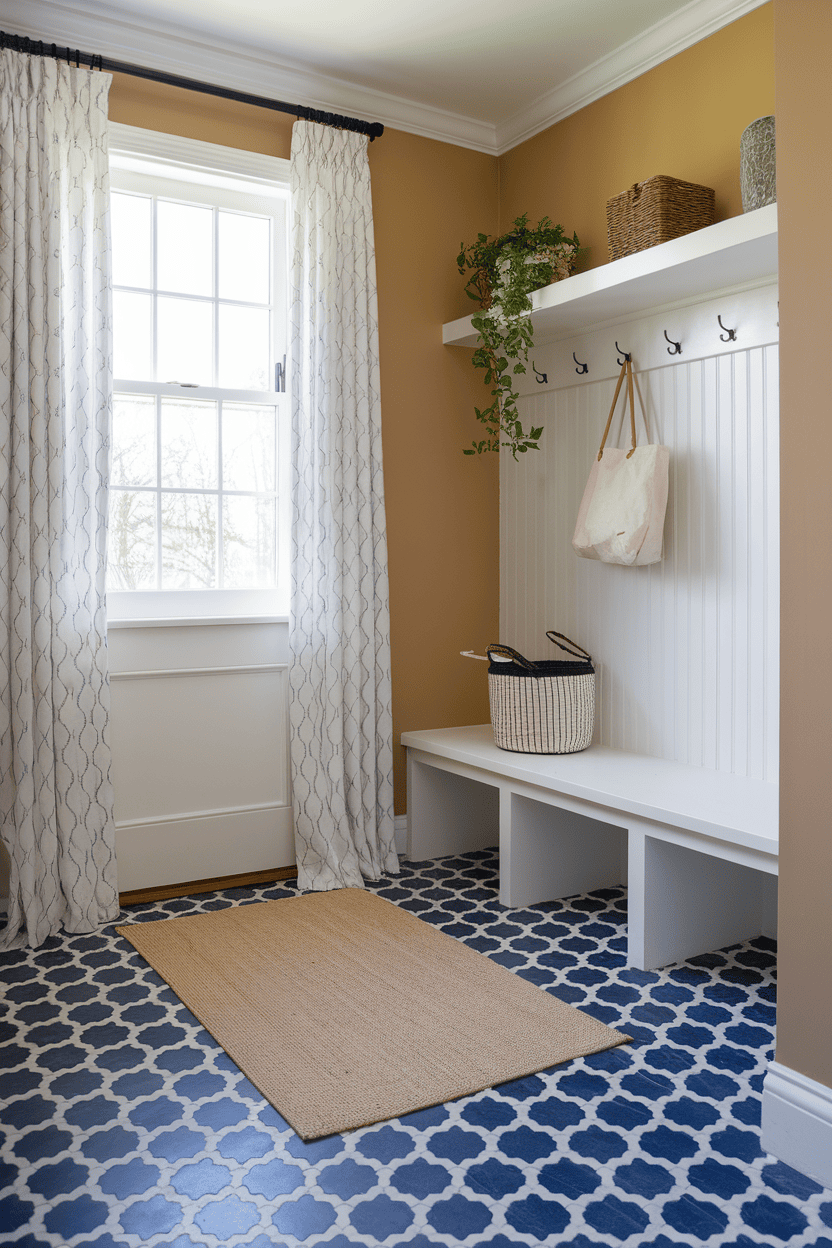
[5, 0, 769, 157]
[495, 0, 771, 154]
[3, 0, 499, 153]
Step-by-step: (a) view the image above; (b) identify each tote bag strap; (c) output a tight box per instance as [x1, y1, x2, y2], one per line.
[597, 357, 637, 461]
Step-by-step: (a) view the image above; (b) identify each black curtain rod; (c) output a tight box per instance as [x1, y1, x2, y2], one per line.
[0, 30, 384, 141]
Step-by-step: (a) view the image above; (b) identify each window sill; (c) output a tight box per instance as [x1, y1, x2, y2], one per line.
[107, 615, 288, 629]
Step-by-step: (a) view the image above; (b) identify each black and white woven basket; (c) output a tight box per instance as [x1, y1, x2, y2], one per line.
[484, 632, 594, 754]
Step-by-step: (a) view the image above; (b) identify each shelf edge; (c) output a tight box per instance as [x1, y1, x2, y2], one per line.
[443, 204, 778, 348]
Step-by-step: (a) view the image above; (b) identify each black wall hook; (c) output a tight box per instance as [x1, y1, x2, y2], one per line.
[572, 352, 588, 375]
[663, 329, 682, 355]
[718, 315, 737, 342]
[532, 362, 548, 384]
[615, 341, 631, 364]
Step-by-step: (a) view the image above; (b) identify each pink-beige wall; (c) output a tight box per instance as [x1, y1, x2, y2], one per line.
[773, 0, 832, 1088]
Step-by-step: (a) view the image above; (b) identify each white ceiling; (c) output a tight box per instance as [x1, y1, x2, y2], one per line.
[69, 0, 699, 122]
[8, 0, 767, 152]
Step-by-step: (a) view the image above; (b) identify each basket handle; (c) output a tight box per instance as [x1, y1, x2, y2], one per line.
[460, 648, 533, 668]
[546, 630, 592, 662]
[485, 644, 535, 670]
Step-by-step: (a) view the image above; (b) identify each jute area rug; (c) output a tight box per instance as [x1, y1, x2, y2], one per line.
[117, 889, 630, 1141]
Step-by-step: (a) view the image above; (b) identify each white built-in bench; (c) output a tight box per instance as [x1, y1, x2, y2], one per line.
[401, 724, 778, 971]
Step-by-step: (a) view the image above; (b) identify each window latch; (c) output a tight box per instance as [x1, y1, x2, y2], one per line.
[275, 355, 286, 393]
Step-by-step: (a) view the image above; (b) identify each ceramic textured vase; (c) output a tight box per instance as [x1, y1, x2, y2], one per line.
[740, 115, 776, 212]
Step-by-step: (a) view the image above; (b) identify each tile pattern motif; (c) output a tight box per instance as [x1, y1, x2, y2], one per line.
[1, 847, 830, 1247]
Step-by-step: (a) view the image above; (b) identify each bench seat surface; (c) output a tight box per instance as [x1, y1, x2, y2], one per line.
[401, 724, 778, 858]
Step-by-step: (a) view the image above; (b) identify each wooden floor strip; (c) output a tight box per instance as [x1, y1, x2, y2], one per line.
[119, 865, 297, 906]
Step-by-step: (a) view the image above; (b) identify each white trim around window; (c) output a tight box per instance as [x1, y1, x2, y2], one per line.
[108, 123, 292, 194]
[106, 124, 291, 624]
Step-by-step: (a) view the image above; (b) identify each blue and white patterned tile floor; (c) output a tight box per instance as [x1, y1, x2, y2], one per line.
[1, 846, 830, 1248]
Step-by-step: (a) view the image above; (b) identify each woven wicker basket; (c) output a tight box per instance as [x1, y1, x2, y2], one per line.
[606, 175, 715, 261]
[481, 634, 595, 755]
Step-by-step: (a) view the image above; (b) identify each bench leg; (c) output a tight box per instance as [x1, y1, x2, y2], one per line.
[629, 828, 778, 970]
[499, 791, 626, 909]
[406, 754, 499, 861]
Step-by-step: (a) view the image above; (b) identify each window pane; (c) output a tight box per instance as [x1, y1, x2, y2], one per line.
[113, 394, 157, 487]
[222, 403, 276, 492]
[157, 297, 213, 386]
[113, 291, 152, 380]
[161, 493, 217, 588]
[157, 200, 213, 296]
[107, 491, 156, 589]
[218, 305, 270, 390]
[223, 495, 276, 589]
[111, 192, 152, 289]
[107, 156, 286, 615]
[161, 398, 217, 490]
[218, 211, 270, 303]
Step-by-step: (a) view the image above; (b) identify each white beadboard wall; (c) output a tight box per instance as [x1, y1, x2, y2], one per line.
[500, 285, 779, 781]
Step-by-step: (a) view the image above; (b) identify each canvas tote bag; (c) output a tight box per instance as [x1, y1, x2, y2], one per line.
[572, 357, 669, 566]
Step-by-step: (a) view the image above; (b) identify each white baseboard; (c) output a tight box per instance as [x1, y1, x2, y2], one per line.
[2, 812, 409, 902]
[115, 804, 294, 893]
[762, 1060, 832, 1190]
[394, 814, 408, 856]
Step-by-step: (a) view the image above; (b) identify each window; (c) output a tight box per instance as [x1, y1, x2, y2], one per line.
[107, 126, 290, 620]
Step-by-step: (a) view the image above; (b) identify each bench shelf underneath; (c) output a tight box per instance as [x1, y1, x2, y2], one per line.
[401, 724, 778, 971]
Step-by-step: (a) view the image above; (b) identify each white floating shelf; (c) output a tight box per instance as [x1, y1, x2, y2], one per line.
[443, 203, 778, 347]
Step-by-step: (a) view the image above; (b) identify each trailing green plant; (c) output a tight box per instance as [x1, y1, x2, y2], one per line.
[457, 214, 579, 457]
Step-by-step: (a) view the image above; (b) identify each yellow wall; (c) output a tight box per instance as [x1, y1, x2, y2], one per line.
[367, 130, 500, 801]
[498, 4, 775, 268]
[108, 76, 295, 156]
[108, 76, 500, 816]
[774, 0, 832, 1088]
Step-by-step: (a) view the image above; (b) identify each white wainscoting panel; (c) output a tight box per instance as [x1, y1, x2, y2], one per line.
[108, 619, 292, 891]
[501, 312, 779, 781]
[106, 619, 286, 671]
[110, 667, 288, 819]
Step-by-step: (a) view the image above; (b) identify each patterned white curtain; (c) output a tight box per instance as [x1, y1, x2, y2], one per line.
[0, 50, 119, 949]
[289, 121, 398, 891]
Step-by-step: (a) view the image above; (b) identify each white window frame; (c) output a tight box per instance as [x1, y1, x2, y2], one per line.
[107, 124, 292, 623]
